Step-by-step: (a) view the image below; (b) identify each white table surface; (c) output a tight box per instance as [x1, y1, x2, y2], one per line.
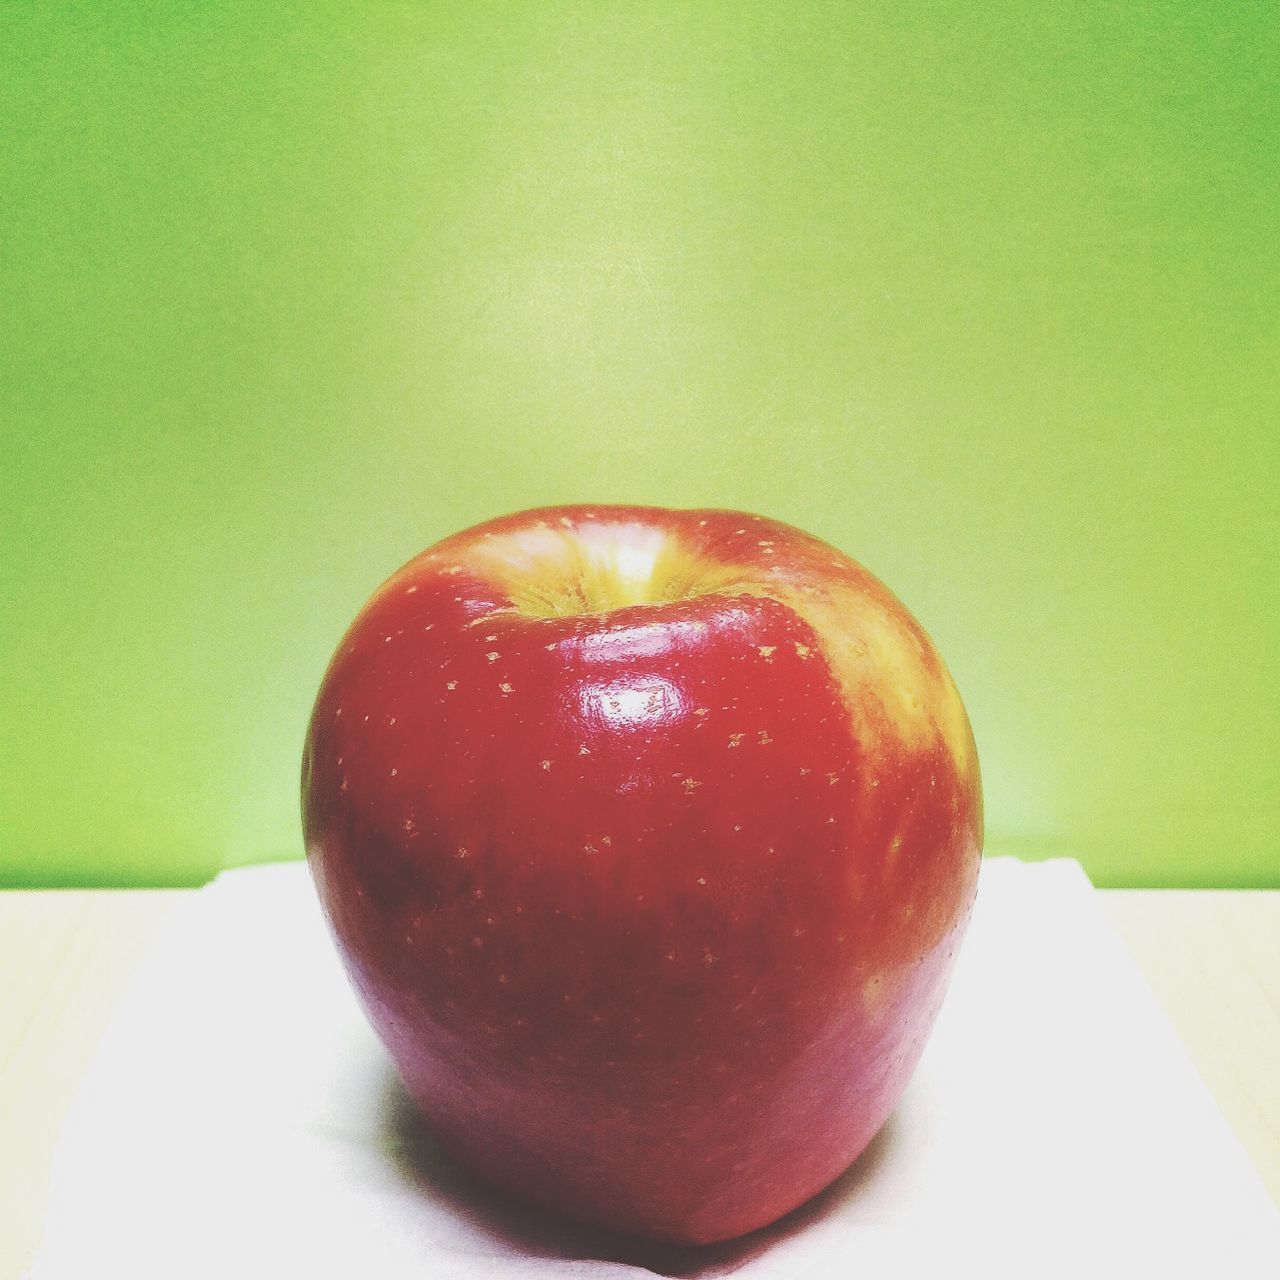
[1, 883, 1276, 1279]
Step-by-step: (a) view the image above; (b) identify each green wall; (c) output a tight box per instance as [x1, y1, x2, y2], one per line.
[3, 3, 1277, 887]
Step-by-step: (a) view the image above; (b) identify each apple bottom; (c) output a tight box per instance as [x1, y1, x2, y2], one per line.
[390, 1042, 912, 1245]
[370, 969, 952, 1246]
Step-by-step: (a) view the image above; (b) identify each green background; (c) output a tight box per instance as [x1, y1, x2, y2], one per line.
[3, 3, 1277, 888]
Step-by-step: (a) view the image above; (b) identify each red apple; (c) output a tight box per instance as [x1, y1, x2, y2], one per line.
[301, 505, 981, 1244]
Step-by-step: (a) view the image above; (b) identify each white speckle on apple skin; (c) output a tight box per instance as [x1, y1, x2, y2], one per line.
[486, 651, 500, 662]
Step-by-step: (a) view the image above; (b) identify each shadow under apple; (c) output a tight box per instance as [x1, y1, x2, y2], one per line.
[376, 1067, 899, 1278]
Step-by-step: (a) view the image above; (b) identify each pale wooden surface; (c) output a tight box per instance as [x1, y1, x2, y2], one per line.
[0, 891, 186, 1279]
[1098, 890, 1280, 1206]
[1, 887, 1276, 1278]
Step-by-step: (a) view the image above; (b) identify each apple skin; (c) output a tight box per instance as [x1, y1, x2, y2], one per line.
[302, 505, 981, 1245]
